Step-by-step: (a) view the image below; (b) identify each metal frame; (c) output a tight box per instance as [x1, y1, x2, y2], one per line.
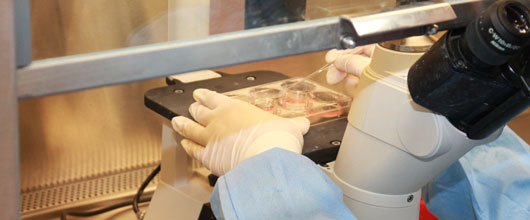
[339, 2, 457, 47]
[14, 0, 31, 67]
[338, 0, 494, 48]
[16, 18, 339, 99]
[15, 0, 495, 99]
[0, 0, 21, 219]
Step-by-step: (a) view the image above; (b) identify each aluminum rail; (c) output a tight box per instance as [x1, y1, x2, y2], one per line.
[17, 18, 339, 99]
[17, 0, 494, 99]
[338, 0, 494, 48]
[14, 0, 31, 67]
[0, 0, 21, 219]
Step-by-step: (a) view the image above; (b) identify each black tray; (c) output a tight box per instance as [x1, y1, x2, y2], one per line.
[144, 71, 346, 164]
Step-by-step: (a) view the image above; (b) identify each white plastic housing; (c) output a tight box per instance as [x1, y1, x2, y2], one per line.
[332, 44, 501, 219]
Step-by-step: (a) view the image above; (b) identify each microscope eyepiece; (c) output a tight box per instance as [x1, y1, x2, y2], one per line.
[505, 2, 530, 34]
[408, 0, 530, 139]
[462, 0, 530, 66]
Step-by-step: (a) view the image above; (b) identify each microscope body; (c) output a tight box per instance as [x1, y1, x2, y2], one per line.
[330, 1, 530, 218]
[328, 43, 501, 219]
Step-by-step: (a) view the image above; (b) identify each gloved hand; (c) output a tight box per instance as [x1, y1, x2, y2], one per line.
[325, 44, 375, 96]
[171, 88, 310, 176]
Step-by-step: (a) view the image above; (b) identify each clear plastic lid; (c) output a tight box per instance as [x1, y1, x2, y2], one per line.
[224, 77, 352, 125]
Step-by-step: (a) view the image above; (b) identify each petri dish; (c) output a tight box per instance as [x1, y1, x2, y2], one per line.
[310, 104, 344, 118]
[280, 79, 317, 92]
[250, 87, 281, 113]
[278, 109, 307, 118]
[280, 88, 313, 111]
[312, 91, 339, 102]
[312, 91, 350, 107]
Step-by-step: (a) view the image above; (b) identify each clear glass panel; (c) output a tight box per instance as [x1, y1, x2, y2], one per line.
[30, 0, 440, 60]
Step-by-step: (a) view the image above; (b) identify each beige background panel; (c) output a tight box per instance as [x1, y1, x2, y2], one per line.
[22, 1, 169, 218]
[18, 78, 166, 191]
[30, 0, 168, 60]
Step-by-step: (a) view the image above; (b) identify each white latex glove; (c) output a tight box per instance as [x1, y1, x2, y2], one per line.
[171, 88, 310, 176]
[325, 44, 375, 95]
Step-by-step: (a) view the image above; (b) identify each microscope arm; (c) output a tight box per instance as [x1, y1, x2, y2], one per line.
[326, 43, 501, 220]
[329, 1, 530, 218]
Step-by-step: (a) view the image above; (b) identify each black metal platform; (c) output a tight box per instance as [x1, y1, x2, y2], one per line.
[144, 71, 346, 165]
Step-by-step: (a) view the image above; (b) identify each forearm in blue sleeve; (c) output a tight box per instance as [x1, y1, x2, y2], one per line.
[210, 148, 356, 220]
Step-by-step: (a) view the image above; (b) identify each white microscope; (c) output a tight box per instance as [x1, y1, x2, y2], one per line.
[327, 0, 530, 219]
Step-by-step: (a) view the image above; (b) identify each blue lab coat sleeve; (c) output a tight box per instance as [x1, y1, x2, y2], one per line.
[424, 127, 530, 220]
[210, 148, 357, 220]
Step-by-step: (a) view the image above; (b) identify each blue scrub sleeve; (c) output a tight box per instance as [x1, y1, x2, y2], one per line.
[425, 127, 530, 220]
[210, 148, 357, 220]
